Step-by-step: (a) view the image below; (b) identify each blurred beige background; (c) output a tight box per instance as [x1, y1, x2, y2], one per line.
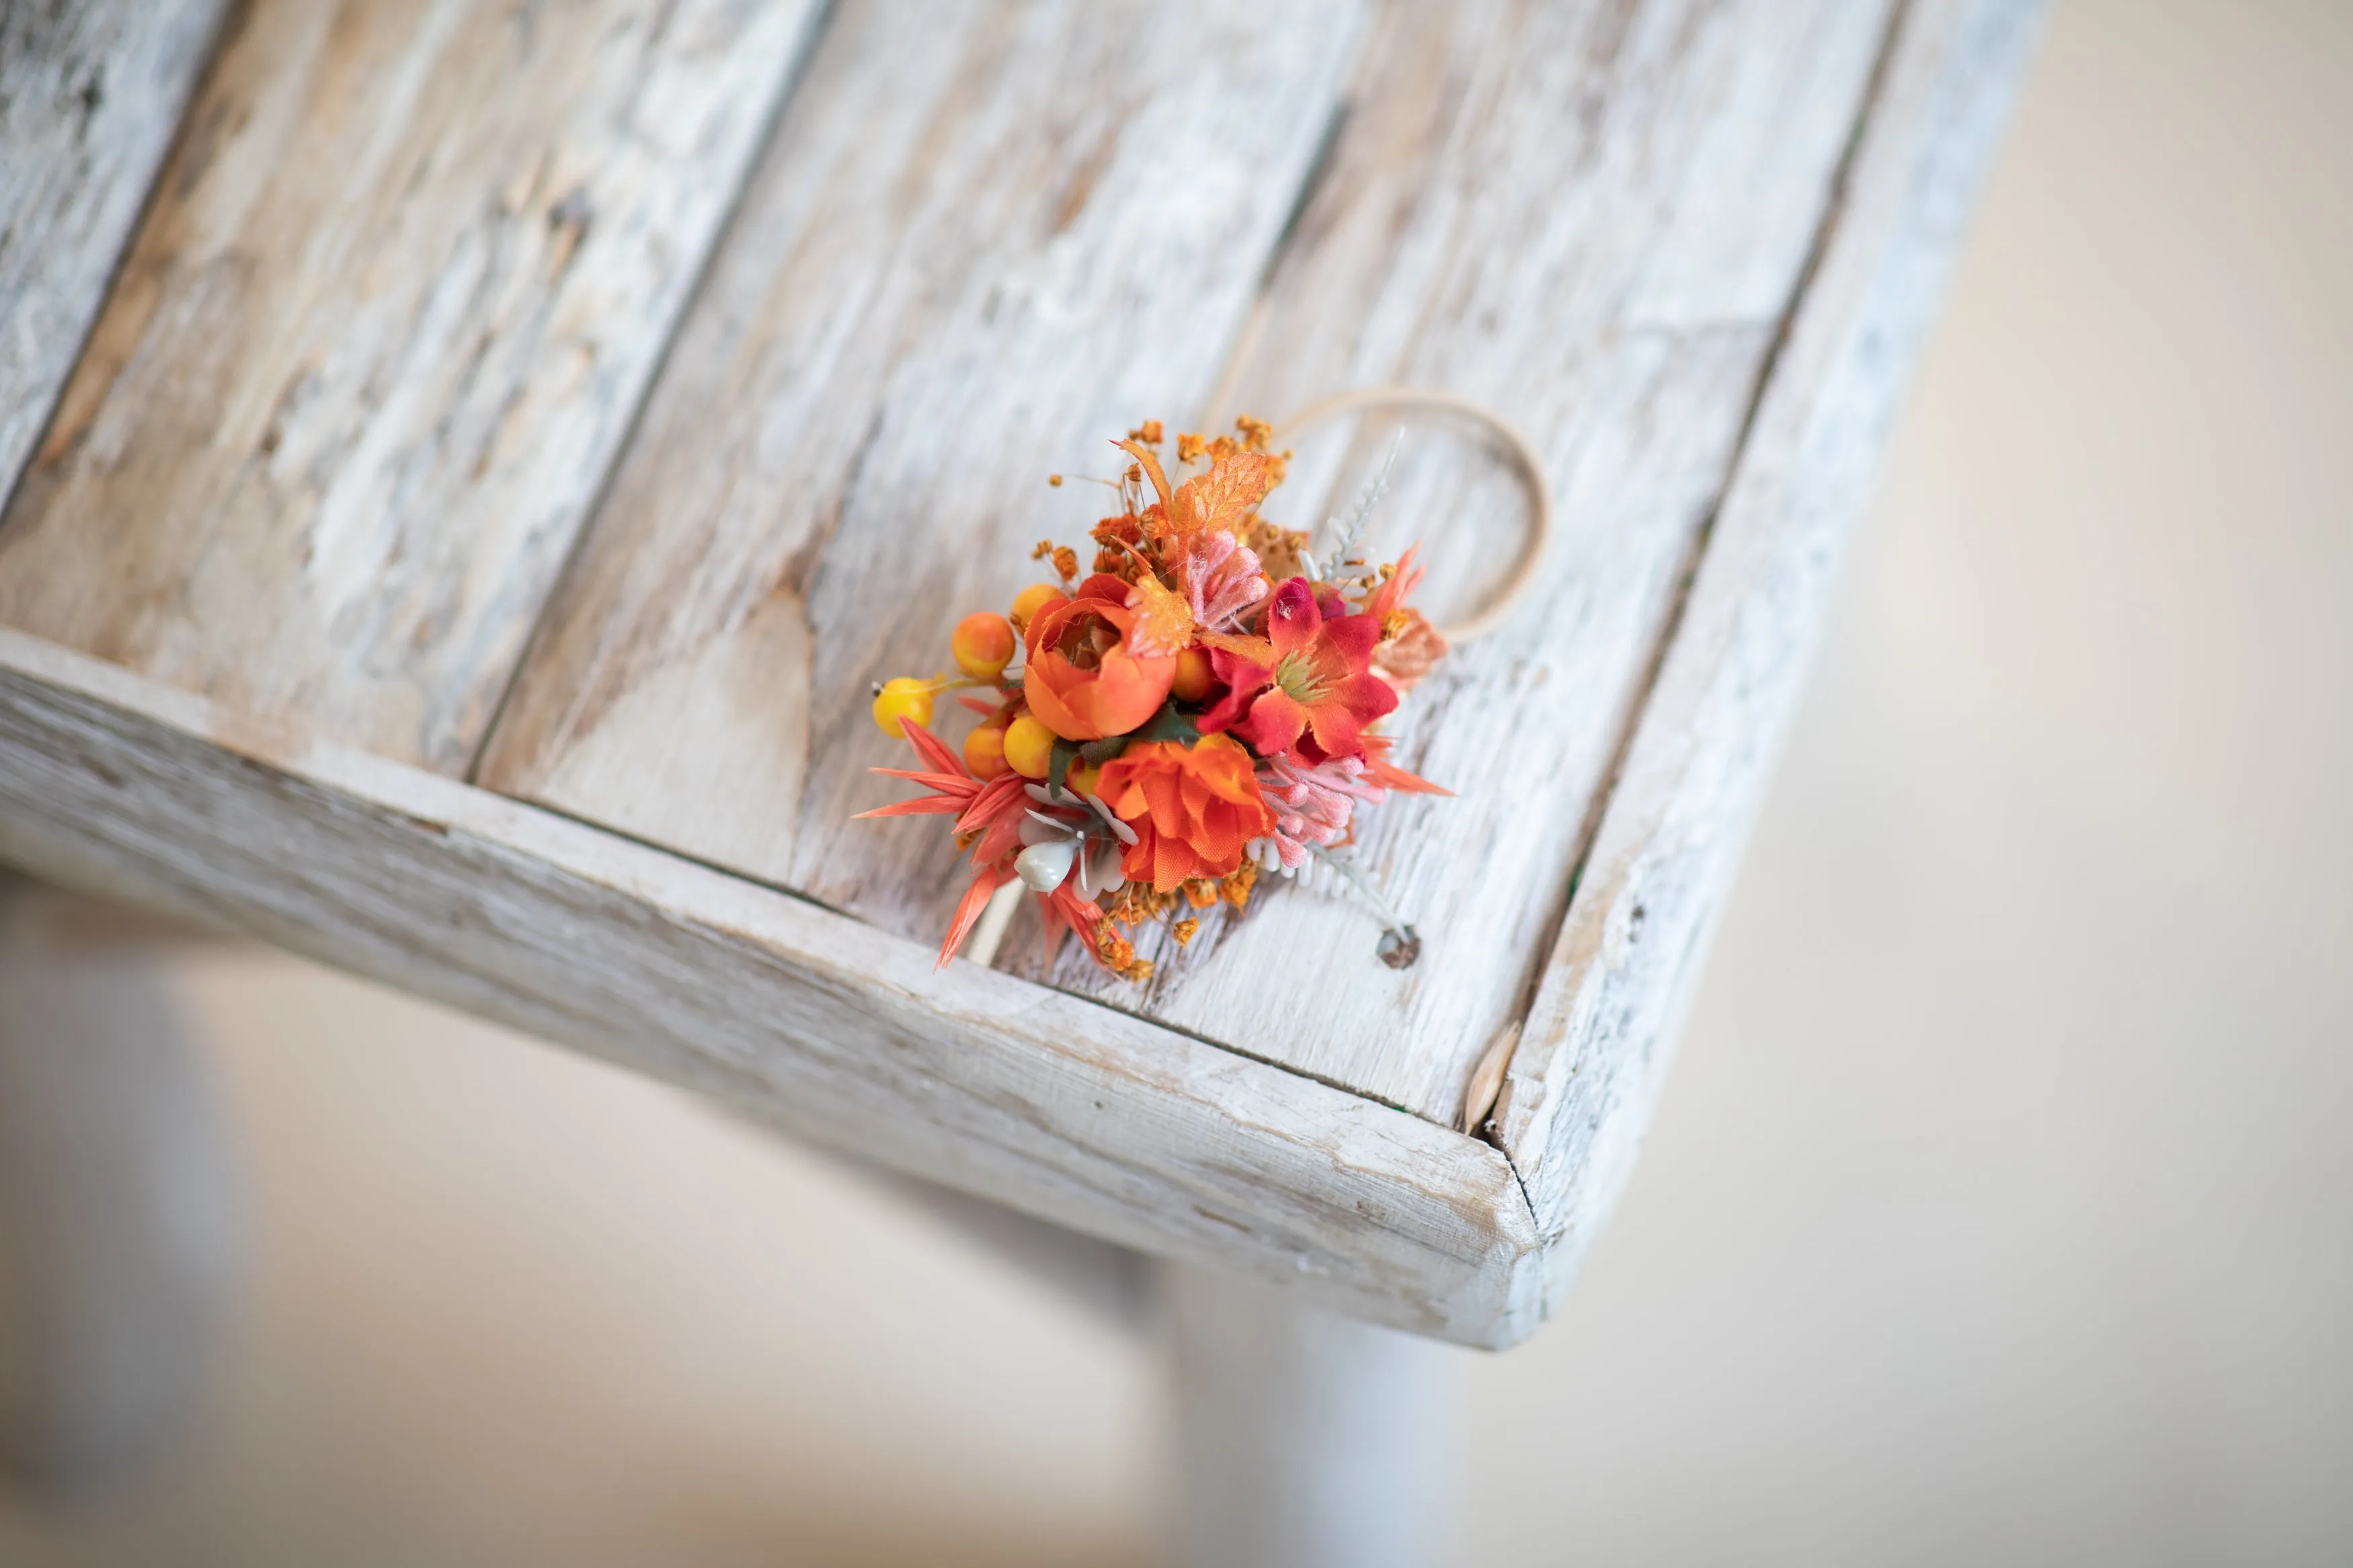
[5, 0, 2350, 1562]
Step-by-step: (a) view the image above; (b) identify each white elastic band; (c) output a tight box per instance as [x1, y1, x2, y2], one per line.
[1274, 386, 1552, 643]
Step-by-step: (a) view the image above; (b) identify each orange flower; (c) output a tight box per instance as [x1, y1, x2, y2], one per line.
[1023, 573, 1176, 739]
[1096, 735, 1274, 892]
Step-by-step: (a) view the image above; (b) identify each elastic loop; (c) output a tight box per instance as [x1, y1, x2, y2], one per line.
[1274, 386, 1551, 643]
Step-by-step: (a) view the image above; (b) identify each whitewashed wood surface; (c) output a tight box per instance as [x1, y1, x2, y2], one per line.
[474, 0, 1930, 1130]
[1011, 0, 1902, 1122]
[0, 0, 223, 499]
[477, 0, 1367, 897]
[0, 629, 1540, 1345]
[0, 0, 820, 772]
[0, 0, 2038, 1341]
[1497, 0, 2045, 1309]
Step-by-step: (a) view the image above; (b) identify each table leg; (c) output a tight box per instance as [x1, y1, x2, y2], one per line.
[0, 882, 237, 1493]
[1164, 1264, 1451, 1568]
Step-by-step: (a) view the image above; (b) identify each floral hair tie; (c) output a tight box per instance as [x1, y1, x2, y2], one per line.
[856, 393, 1549, 981]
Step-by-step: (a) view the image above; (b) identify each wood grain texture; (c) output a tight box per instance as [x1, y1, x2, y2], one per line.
[1496, 0, 2044, 1308]
[0, 630, 1542, 1348]
[0, 0, 223, 501]
[1009, 0, 1903, 1122]
[477, 0, 1367, 894]
[0, 0, 2032, 1348]
[0, 0, 821, 772]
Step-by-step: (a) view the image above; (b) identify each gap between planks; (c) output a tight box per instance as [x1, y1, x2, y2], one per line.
[1004, 0, 1911, 1123]
[0, 0, 229, 514]
[1494, 0, 2047, 1311]
[1468, 0, 1920, 1152]
[459, 0, 850, 787]
[455, 1, 1917, 1130]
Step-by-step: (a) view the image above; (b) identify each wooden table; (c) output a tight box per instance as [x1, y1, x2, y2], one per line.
[0, 0, 2036, 1555]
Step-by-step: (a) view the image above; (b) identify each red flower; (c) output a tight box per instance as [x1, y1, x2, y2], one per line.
[1199, 577, 1397, 762]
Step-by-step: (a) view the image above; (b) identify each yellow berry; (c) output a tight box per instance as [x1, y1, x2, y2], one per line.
[1066, 761, 1102, 799]
[871, 677, 934, 737]
[1171, 645, 1216, 703]
[1009, 583, 1066, 635]
[1003, 714, 1055, 780]
[951, 612, 1016, 679]
[963, 723, 1008, 780]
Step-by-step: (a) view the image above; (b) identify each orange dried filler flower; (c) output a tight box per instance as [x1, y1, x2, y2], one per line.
[861, 417, 1447, 980]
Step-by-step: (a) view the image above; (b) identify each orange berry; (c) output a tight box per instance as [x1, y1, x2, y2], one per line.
[1171, 645, 1216, 703]
[963, 723, 1008, 779]
[951, 612, 1016, 679]
[870, 677, 934, 737]
[1009, 582, 1066, 634]
[1002, 714, 1055, 780]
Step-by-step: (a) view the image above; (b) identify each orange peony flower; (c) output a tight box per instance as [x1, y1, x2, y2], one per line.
[1023, 573, 1176, 740]
[1096, 735, 1275, 893]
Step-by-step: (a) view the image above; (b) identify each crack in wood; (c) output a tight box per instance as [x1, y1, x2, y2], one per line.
[1476, 0, 1921, 1153]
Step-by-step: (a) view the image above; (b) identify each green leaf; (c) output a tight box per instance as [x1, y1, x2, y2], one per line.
[1046, 705, 1205, 801]
[1128, 701, 1201, 745]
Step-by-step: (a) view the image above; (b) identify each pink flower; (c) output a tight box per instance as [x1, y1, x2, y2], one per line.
[1171, 530, 1268, 631]
[1252, 753, 1388, 871]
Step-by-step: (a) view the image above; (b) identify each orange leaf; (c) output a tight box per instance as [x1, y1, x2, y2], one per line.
[895, 718, 963, 777]
[1124, 573, 1195, 658]
[1115, 439, 1174, 513]
[1361, 734, 1451, 796]
[937, 867, 1014, 968]
[1168, 448, 1271, 540]
[1366, 757, 1451, 796]
[852, 796, 967, 819]
[1194, 630, 1275, 666]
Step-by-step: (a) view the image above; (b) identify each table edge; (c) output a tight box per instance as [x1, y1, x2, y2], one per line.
[1495, 0, 2048, 1311]
[0, 626, 1546, 1346]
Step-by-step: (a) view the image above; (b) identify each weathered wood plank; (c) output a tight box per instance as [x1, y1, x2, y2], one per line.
[0, 628, 1541, 1348]
[1009, 0, 1903, 1122]
[0, 0, 2030, 1350]
[0, 0, 822, 772]
[476, 0, 1367, 895]
[0, 0, 223, 502]
[1497, 0, 2044, 1307]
